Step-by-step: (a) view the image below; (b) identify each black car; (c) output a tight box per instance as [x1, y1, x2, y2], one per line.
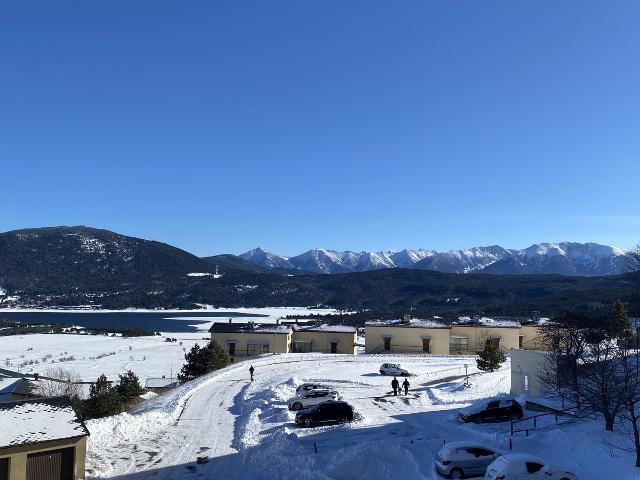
[295, 401, 354, 428]
[458, 397, 523, 423]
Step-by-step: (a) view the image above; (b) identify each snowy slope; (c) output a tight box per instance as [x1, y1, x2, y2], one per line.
[84, 354, 637, 480]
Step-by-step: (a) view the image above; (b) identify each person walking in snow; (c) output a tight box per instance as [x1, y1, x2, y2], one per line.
[402, 378, 410, 396]
[391, 376, 399, 396]
[249, 365, 254, 382]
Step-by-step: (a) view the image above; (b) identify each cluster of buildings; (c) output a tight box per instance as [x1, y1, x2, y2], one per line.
[209, 314, 547, 359]
[209, 320, 358, 356]
[364, 314, 545, 355]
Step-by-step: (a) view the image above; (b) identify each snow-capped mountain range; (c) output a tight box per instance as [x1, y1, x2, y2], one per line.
[240, 243, 630, 276]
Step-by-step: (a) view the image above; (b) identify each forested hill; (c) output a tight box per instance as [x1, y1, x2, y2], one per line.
[0, 226, 637, 315]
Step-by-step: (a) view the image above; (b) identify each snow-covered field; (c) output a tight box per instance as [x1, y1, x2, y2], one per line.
[82, 354, 637, 480]
[0, 307, 346, 384]
[0, 333, 206, 383]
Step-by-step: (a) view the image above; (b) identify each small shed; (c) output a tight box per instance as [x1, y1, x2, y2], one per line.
[0, 396, 89, 480]
[145, 377, 178, 394]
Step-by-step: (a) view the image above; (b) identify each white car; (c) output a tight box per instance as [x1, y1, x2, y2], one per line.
[379, 363, 410, 376]
[296, 383, 331, 394]
[288, 389, 341, 411]
[485, 454, 576, 480]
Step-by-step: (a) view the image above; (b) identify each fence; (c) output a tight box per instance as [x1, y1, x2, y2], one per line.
[510, 404, 592, 436]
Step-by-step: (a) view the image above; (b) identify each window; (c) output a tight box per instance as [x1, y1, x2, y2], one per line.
[487, 400, 500, 409]
[228, 343, 235, 356]
[475, 448, 495, 457]
[450, 336, 469, 352]
[292, 341, 311, 353]
[383, 337, 391, 351]
[519, 335, 524, 348]
[525, 462, 544, 474]
[330, 342, 337, 354]
[490, 337, 500, 348]
[247, 344, 269, 356]
[422, 338, 430, 353]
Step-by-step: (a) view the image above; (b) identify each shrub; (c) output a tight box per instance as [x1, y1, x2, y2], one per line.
[476, 338, 507, 372]
[82, 374, 122, 419]
[177, 341, 229, 383]
[117, 370, 143, 406]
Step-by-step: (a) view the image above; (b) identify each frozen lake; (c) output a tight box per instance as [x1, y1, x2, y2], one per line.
[0, 307, 342, 333]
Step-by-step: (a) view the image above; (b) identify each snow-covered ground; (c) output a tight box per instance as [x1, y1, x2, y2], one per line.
[0, 307, 347, 383]
[83, 354, 637, 480]
[0, 333, 206, 384]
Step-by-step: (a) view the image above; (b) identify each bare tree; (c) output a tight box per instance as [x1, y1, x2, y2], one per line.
[35, 367, 84, 400]
[617, 331, 640, 467]
[539, 311, 625, 431]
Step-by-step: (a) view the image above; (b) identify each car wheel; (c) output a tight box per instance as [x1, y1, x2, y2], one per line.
[303, 418, 314, 428]
[450, 467, 464, 479]
[292, 402, 303, 411]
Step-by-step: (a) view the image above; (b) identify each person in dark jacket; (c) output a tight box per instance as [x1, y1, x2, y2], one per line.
[249, 365, 254, 382]
[402, 378, 410, 395]
[391, 376, 399, 396]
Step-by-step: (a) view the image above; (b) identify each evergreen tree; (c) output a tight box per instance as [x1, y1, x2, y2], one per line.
[117, 370, 143, 406]
[476, 338, 507, 372]
[611, 299, 632, 339]
[178, 341, 229, 383]
[83, 374, 123, 419]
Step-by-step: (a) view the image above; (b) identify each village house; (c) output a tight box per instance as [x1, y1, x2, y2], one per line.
[364, 317, 451, 354]
[210, 320, 292, 357]
[0, 396, 89, 480]
[449, 316, 522, 354]
[209, 320, 357, 357]
[290, 324, 357, 354]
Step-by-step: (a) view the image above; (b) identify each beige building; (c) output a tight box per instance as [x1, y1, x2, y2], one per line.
[210, 321, 356, 357]
[365, 319, 451, 354]
[291, 325, 357, 354]
[210, 321, 292, 357]
[519, 324, 545, 350]
[450, 318, 522, 354]
[0, 396, 89, 480]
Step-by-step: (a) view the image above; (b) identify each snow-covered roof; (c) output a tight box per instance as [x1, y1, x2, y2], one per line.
[145, 377, 178, 388]
[455, 316, 521, 328]
[292, 324, 356, 333]
[0, 397, 89, 449]
[0, 377, 22, 394]
[0, 377, 36, 397]
[209, 323, 291, 334]
[365, 319, 450, 329]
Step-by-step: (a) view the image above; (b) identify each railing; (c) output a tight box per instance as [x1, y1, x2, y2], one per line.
[510, 404, 589, 436]
[367, 345, 431, 354]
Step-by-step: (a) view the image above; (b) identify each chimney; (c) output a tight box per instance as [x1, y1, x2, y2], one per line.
[276, 318, 280, 325]
[403, 313, 412, 324]
[295, 318, 299, 325]
[228, 318, 232, 324]
[249, 321, 254, 331]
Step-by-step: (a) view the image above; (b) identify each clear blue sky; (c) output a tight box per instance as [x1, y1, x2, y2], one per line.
[1, 1, 639, 256]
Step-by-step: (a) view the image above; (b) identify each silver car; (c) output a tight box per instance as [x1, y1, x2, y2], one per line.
[435, 441, 502, 479]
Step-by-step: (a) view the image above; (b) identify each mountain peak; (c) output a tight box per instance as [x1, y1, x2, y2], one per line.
[238, 243, 628, 276]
